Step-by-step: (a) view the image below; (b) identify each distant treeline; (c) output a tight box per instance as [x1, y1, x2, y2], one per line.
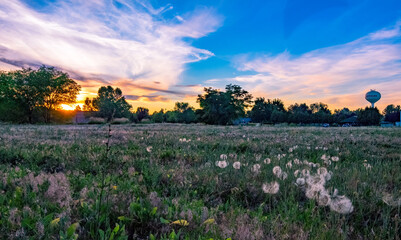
[1, 66, 400, 125]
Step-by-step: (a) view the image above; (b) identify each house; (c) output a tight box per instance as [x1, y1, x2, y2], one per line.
[233, 118, 251, 125]
[380, 121, 394, 127]
[341, 115, 358, 126]
[73, 111, 89, 124]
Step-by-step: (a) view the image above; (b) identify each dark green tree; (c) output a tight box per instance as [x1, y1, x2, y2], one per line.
[197, 84, 252, 125]
[174, 102, 196, 123]
[383, 104, 400, 123]
[250, 98, 286, 123]
[136, 107, 149, 122]
[92, 86, 132, 121]
[357, 107, 381, 126]
[0, 66, 80, 123]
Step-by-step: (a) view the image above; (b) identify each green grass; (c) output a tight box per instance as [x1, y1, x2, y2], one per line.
[0, 124, 400, 239]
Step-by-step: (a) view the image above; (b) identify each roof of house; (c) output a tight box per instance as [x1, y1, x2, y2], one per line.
[341, 115, 358, 123]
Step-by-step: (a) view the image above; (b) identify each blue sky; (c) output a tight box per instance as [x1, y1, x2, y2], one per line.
[0, 0, 401, 110]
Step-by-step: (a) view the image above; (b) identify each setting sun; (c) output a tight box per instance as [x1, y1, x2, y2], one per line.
[59, 104, 75, 111]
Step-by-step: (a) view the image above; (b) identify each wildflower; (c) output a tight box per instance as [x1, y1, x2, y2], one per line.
[252, 164, 261, 173]
[128, 167, 135, 176]
[263, 158, 271, 164]
[220, 154, 228, 160]
[293, 158, 301, 165]
[294, 169, 300, 177]
[112, 185, 117, 190]
[233, 161, 241, 170]
[301, 169, 310, 177]
[262, 181, 280, 194]
[289, 147, 293, 153]
[382, 193, 401, 206]
[317, 190, 331, 206]
[171, 220, 189, 226]
[272, 166, 282, 177]
[331, 156, 340, 162]
[317, 167, 328, 176]
[203, 218, 215, 225]
[286, 161, 293, 169]
[363, 163, 372, 170]
[146, 146, 153, 153]
[296, 178, 305, 186]
[229, 153, 237, 159]
[50, 218, 60, 227]
[321, 154, 329, 161]
[217, 161, 228, 168]
[280, 172, 288, 180]
[329, 195, 354, 214]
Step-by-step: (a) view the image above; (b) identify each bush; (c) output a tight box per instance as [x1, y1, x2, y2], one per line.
[88, 117, 106, 124]
[111, 118, 130, 124]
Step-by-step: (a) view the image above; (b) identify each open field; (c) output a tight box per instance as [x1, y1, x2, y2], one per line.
[0, 124, 400, 239]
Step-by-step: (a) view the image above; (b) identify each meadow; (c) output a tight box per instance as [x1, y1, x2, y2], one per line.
[0, 123, 400, 239]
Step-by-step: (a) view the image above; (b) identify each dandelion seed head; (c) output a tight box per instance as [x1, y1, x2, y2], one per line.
[296, 178, 305, 186]
[220, 154, 228, 160]
[217, 160, 228, 168]
[330, 195, 354, 214]
[252, 164, 261, 173]
[273, 166, 282, 176]
[264, 158, 271, 164]
[233, 161, 241, 170]
[317, 190, 331, 206]
[262, 181, 280, 194]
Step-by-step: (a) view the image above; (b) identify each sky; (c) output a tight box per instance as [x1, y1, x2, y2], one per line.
[0, 0, 401, 112]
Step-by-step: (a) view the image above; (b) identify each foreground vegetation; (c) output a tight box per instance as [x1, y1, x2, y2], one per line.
[0, 124, 400, 239]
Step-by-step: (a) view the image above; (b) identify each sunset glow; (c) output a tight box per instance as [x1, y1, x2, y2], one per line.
[0, 0, 400, 111]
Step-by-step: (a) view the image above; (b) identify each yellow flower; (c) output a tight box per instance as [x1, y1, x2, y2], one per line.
[112, 185, 118, 190]
[170, 219, 189, 226]
[202, 218, 215, 225]
[50, 218, 60, 227]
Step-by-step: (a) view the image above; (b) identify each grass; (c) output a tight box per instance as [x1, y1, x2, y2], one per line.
[0, 123, 400, 239]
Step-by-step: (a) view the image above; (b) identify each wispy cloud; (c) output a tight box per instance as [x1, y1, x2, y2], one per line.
[0, 0, 221, 107]
[212, 22, 401, 109]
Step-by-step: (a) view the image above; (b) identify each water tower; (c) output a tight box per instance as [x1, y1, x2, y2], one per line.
[365, 90, 381, 108]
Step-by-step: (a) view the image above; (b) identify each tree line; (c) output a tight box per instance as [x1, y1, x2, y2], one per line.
[1, 67, 399, 125]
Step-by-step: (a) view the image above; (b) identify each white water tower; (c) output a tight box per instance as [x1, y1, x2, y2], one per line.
[365, 90, 381, 108]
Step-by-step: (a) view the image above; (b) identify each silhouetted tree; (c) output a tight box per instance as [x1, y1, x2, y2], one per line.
[357, 107, 381, 126]
[383, 104, 400, 123]
[136, 107, 149, 122]
[92, 86, 132, 121]
[83, 97, 96, 111]
[0, 66, 80, 123]
[36, 66, 81, 123]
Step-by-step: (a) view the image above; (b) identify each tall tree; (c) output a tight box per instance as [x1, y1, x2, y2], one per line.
[92, 86, 132, 121]
[35, 66, 81, 123]
[136, 107, 149, 122]
[383, 104, 401, 123]
[357, 107, 381, 126]
[197, 85, 252, 125]
[0, 66, 80, 123]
